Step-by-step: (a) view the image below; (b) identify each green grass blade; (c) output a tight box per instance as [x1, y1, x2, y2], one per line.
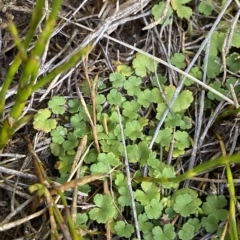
[23, 0, 45, 48]
[31, 0, 62, 59]
[215, 107, 240, 121]
[12, 114, 34, 133]
[18, 56, 39, 89]
[0, 0, 45, 116]
[226, 163, 238, 239]
[136, 154, 240, 183]
[8, 22, 27, 62]
[0, 119, 11, 149]
[8, 0, 64, 119]
[19, 0, 63, 88]
[0, 54, 22, 116]
[0, 114, 33, 149]
[9, 87, 32, 119]
[58, 190, 82, 240]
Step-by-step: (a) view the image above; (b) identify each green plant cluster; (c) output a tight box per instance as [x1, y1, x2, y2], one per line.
[1, 0, 238, 239]
[31, 1, 240, 239]
[80, 186, 228, 240]
[34, 52, 194, 174]
[34, 50, 230, 238]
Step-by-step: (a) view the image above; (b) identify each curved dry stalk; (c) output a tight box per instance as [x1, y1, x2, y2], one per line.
[70, 136, 88, 223]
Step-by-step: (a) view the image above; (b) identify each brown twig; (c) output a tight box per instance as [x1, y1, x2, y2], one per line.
[70, 136, 87, 223]
[50, 174, 105, 196]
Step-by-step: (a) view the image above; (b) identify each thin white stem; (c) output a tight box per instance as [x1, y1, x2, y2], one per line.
[117, 106, 141, 240]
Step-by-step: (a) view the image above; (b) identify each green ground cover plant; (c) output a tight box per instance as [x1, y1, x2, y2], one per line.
[2, 0, 240, 239]
[33, 45, 240, 238]
[31, 1, 240, 238]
